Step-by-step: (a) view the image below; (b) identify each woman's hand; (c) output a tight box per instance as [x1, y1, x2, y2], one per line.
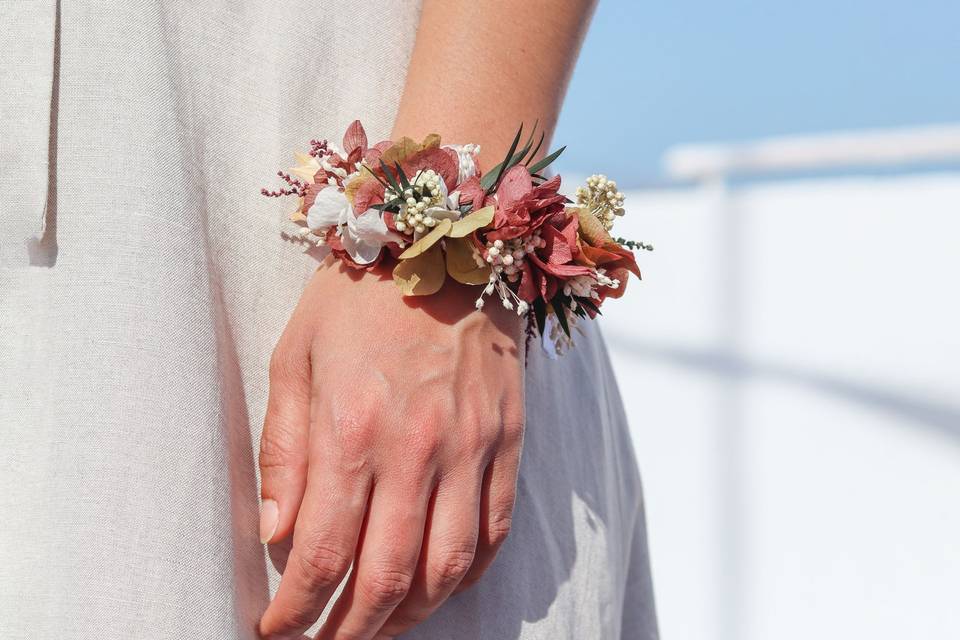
[257, 260, 525, 639]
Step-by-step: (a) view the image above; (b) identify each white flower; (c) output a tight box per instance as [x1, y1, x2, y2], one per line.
[443, 143, 481, 184]
[306, 186, 399, 264]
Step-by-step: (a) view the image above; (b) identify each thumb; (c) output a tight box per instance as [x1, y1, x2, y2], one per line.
[258, 342, 311, 544]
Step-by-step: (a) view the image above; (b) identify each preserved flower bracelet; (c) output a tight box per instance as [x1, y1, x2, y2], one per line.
[263, 121, 652, 354]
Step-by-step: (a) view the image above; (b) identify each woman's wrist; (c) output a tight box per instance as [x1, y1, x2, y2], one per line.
[317, 257, 524, 345]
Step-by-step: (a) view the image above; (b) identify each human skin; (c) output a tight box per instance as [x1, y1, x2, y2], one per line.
[257, 1, 597, 638]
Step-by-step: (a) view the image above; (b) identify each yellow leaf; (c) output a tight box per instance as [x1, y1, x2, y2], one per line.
[445, 237, 492, 285]
[448, 206, 495, 238]
[398, 218, 453, 259]
[380, 136, 421, 167]
[421, 133, 442, 149]
[393, 245, 446, 296]
[291, 153, 321, 183]
[575, 206, 612, 246]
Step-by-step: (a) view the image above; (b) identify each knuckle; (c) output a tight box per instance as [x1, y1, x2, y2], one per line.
[501, 419, 525, 443]
[429, 543, 476, 588]
[273, 602, 321, 633]
[330, 410, 377, 461]
[486, 511, 514, 547]
[359, 566, 414, 609]
[407, 429, 443, 470]
[460, 424, 495, 454]
[296, 538, 352, 590]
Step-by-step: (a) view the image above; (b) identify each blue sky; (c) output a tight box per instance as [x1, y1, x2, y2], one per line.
[553, 0, 959, 184]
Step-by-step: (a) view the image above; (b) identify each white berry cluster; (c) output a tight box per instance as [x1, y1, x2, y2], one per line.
[477, 231, 547, 283]
[562, 268, 620, 303]
[391, 169, 445, 235]
[474, 269, 530, 314]
[576, 174, 625, 231]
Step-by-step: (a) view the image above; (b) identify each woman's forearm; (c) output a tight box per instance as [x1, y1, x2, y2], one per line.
[391, 0, 597, 165]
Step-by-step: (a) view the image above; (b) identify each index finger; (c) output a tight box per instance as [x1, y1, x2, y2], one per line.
[258, 464, 371, 638]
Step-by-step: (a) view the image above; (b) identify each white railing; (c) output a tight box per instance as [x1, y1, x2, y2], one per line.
[664, 123, 960, 180]
[605, 124, 960, 640]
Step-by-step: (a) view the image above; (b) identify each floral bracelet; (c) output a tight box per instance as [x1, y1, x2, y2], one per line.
[263, 121, 651, 354]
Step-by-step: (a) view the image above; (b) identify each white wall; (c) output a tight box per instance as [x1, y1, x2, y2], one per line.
[599, 173, 960, 640]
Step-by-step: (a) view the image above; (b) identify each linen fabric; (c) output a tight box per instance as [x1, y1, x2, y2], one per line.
[0, 2, 657, 638]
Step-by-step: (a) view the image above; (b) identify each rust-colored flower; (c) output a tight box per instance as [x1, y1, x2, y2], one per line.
[573, 206, 641, 312]
[486, 165, 567, 242]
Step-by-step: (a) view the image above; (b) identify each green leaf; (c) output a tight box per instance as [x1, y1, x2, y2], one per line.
[394, 162, 411, 190]
[514, 120, 539, 166]
[525, 131, 545, 166]
[480, 124, 524, 192]
[482, 124, 541, 193]
[532, 298, 547, 336]
[379, 160, 401, 194]
[527, 146, 566, 175]
[577, 297, 602, 316]
[362, 164, 389, 188]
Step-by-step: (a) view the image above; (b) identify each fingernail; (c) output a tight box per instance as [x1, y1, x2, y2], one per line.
[259, 499, 279, 543]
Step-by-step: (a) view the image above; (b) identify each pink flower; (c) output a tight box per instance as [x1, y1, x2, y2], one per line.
[486, 165, 567, 242]
[480, 165, 591, 302]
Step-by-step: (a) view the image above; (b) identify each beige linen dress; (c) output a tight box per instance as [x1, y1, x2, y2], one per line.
[0, 1, 657, 638]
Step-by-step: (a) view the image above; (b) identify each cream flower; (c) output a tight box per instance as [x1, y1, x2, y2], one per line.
[392, 169, 462, 238]
[306, 186, 400, 264]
